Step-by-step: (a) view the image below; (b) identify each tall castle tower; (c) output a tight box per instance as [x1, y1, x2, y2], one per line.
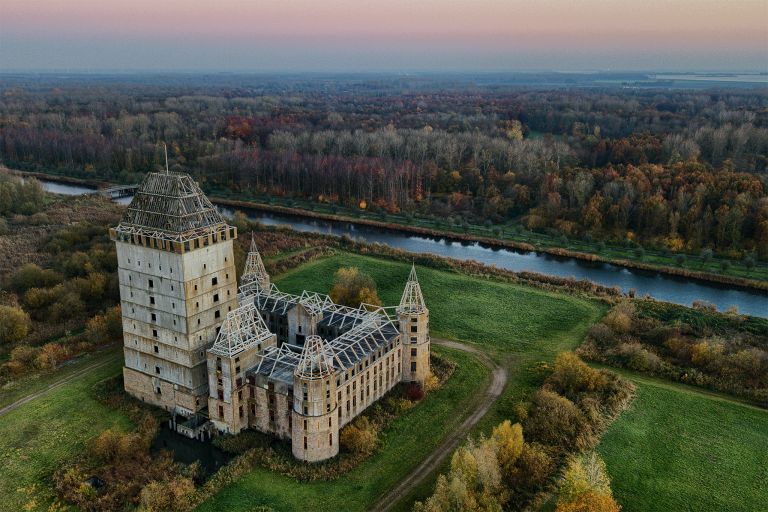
[291, 335, 339, 461]
[111, 171, 238, 417]
[398, 264, 430, 384]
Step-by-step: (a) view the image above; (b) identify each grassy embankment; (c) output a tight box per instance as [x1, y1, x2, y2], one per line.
[0, 349, 129, 512]
[199, 252, 606, 511]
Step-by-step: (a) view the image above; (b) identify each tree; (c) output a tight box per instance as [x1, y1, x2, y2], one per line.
[0, 305, 31, 346]
[556, 452, 621, 512]
[329, 267, 382, 308]
[8, 263, 62, 293]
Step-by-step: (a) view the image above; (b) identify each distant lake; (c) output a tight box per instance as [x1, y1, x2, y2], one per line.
[40, 180, 768, 318]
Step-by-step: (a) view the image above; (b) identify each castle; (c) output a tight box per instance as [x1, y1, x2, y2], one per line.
[111, 170, 430, 461]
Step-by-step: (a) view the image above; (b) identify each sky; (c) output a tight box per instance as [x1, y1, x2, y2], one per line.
[1, 0, 767, 72]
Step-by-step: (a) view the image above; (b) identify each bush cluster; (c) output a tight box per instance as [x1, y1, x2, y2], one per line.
[579, 300, 768, 406]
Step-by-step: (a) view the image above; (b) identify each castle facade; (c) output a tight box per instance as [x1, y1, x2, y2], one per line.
[112, 170, 430, 461]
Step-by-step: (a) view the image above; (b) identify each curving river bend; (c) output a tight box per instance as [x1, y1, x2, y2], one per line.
[42, 180, 768, 318]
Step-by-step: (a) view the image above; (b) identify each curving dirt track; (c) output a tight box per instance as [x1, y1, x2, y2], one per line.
[370, 338, 507, 512]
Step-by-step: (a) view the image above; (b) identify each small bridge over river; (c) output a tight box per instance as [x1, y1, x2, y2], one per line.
[92, 184, 138, 199]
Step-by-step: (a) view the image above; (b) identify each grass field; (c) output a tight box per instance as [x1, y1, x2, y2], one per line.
[0, 352, 131, 512]
[599, 372, 768, 512]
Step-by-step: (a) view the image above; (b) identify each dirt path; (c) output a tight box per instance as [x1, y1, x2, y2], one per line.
[371, 338, 507, 512]
[0, 353, 120, 417]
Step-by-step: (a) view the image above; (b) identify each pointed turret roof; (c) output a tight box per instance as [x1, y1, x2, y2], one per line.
[116, 171, 226, 241]
[397, 264, 427, 314]
[209, 303, 273, 357]
[295, 335, 335, 380]
[242, 234, 270, 288]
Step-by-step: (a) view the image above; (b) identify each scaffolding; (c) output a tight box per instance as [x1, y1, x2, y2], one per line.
[209, 302, 274, 357]
[295, 335, 336, 380]
[114, 171, 227, 242]
[397, 264, 427, 314]
[241, 234, 270, 289]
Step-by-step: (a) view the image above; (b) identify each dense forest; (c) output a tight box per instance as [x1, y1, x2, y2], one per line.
[1, 74, 766, 258]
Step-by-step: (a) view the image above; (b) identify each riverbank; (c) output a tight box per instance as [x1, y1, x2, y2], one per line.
[214, 195, 768, 292]
[5, 168, 767, 293]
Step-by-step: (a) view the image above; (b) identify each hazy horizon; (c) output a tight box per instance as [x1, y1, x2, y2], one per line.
[1, 0, 766, 72]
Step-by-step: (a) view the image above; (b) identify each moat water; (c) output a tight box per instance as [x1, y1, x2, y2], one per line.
[152, 424, 230, 477]
[42, 180, 768, 318]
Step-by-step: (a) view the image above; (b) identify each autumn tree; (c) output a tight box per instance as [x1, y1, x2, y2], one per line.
[0, 305, 30, 346]
[329, 267, 382, 308]
[556, 452, 621, 512]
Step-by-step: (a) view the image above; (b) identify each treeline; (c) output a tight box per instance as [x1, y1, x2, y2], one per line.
[1, 78, 767, 257]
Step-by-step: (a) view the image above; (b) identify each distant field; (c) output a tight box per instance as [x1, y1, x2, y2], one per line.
[599, 373, 768, 512]
[0, 352, 131, 512]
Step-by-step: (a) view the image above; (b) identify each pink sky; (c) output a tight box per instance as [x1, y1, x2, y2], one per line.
[1, 0, 766, 70]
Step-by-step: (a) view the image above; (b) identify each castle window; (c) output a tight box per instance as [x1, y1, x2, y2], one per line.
[329, 433, 333, 446]
[304, 437, 307, 450]
[155, 366, 160, 374]
[238, 390, 242, 400]
[411, 325, 418, 333]
[212, 277, 218, 286]
[411, 337, 417, 343]
[411, 362, 417, 372]
[154, 345, 159, 353]
[213, 293, 219, 302]
[251, 404, 256, 415]
[150, 296, 155, 305]
[236, 366, 241, 374]
[151, 313, 156, 322]
[153, 329, 158, 338]
[327, 403, 331, 412]
[304, 420, 307, 430]
[239, 406, 243, 418]
[219, 406, 224, 418]
[303, 406, 308, 415]
[172, 302, 175, 309]
[156, 387, 161, 395]
[215, 310, 221, 319]
[411, 348, 417, 356]
[217, 389, 223, 400]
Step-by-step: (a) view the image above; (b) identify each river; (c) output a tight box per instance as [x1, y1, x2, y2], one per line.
[41, 180, 767, 318]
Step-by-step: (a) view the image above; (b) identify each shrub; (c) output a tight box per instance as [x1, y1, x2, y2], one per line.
[405, 383, 425, 401]
[547, 352, 608, 399]
[615, 343, 661, 372]
[588, 323, 616, 347]
[523, 389, 591, 452]
[85, 305, 123, 344]
[340, 416, 378, 455]
[0, 304, 31, 345]
[140, 476, 196, 512]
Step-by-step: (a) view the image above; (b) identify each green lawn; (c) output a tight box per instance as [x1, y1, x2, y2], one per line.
[197, 345, 489, 512]
[0, 355, 131, 512]
[599, 373, 768, 512]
